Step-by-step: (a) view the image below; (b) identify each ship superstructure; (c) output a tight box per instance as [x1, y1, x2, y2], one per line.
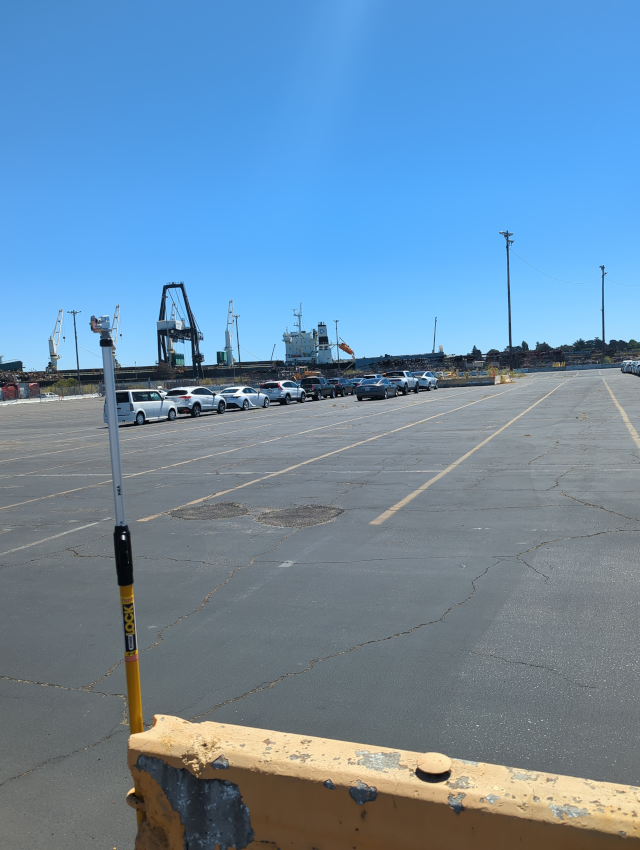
[283, 304, 334, 366]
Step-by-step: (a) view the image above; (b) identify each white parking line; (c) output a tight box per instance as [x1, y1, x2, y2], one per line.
[0, 519, 111, 558]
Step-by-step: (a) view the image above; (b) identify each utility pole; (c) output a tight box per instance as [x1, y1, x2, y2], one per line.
[499, 231, 514, 372]
[432, 317, 438, 354]
[600, 265, 607, 365]
[234, 314, 241, 365]
[67, 310, 82, 394]
[334, 319, 340, 372]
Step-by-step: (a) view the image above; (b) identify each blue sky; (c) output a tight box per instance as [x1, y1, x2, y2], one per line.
[2, 1, 639, 370]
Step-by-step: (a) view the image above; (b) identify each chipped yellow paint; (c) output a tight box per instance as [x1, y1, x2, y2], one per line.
[129, 715, 640, 849]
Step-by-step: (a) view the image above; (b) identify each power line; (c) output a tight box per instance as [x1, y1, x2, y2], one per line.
[509, 249, 599, 284]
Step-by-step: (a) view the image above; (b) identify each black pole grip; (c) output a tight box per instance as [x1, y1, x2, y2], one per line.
[113, 525, 134, 586]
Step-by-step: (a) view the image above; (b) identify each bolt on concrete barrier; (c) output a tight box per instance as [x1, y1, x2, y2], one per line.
[128, 714, 640, 849]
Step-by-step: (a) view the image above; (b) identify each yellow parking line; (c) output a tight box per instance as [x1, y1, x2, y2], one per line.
[138, 388, 519, 523]
[370, 380, 567, 526]
[0, 392, 468, 513]
[603, 379, 640, 452]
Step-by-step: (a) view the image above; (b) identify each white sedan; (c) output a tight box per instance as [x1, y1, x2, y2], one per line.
[219, 386, 270, 410]
[412, 371, 438, 390]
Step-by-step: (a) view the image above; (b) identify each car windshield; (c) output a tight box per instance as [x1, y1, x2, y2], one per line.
[166, 388, 190, 396]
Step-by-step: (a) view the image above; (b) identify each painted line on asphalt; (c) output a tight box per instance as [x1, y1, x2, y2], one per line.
[0, 518, 111, 558]
[138, 387, 521, 523]
[0, 391, 476, 513]
[370, 380, 568, 525]
[603, 379, 640, 452]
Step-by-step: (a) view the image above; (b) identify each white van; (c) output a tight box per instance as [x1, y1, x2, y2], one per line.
[104, 390, 178, 425]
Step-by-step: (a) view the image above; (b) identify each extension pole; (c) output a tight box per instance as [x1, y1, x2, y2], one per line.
[600, 265, 606, 365]
[90, 314, 145, 824]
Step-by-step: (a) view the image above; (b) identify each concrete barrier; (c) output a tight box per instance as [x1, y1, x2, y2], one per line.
[128, 715, 640, 849]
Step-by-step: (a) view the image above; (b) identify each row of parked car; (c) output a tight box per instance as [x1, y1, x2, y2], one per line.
[621, 361, 640, 374]
[107, 370, 441, 425]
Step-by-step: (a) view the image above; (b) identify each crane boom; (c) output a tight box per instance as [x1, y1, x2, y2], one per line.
[48, 309, 64, 371]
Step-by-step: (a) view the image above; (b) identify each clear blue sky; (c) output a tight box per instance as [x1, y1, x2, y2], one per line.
[2, 1, 639, 370]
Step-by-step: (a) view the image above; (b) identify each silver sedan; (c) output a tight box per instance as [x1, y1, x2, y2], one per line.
[219, 386, 270, 410]
[412, 371, 438, 390]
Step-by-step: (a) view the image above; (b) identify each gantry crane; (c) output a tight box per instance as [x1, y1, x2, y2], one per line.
[47, 309, 64, 371]
[157, 282, 204, 379]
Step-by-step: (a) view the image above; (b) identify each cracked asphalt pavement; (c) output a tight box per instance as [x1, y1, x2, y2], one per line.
[1, 370, 639, 847]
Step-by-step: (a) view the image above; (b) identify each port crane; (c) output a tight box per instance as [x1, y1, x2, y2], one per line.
[112, 305, 120, 358]
[224, 300, 235, 365]
[157, 282, 204, 380]
[47, 309, 64, 371]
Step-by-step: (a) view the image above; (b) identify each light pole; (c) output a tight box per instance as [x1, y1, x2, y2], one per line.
[334, 319, 340, 372]
[67, 310, 82, 394]
[600, 265, 607, 365]
[499, 231, 514, 372]
[234, 314, 241, 365]
[432, 317, 437, 354]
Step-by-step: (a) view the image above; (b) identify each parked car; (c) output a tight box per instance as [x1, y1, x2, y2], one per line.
[106, 390, 178, 425]
[219, 386, 270, 410]
[384, 370, 420, 394]
[260, 380, 306, 404]
[412, 370, 438, 391]
[327, 377, 355, 396]
[356, 378, 398, 401]
[39, 392, 58, 399]
[354, 374, 382, 386]
[299, 376, 336, 400]
[165, 386, 226, 417]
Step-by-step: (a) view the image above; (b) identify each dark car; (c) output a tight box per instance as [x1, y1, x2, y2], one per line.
[327, 378, 355, 397]
[356, 377, 398, 401]
[299, 376, 336, 400]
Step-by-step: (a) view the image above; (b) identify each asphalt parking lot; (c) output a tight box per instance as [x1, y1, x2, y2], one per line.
[2, 370, 640, 848]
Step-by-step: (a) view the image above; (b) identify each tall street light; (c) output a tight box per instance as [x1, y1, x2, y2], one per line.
[499, 231, 514, 372]
[334, 319, 340, 372]
[67, 310, 82, 394]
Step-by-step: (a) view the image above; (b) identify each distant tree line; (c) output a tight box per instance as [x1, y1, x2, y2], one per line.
[469, 338, 640, 358]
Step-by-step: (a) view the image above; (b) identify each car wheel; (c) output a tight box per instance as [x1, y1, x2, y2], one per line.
[299, 392, 306, 403]
[217, 401, 226, 414]
[284, 394, 291, 405]
[331, 390, 336, 398]
[426, 384, 431, 391]
[356, 396, 362, 401]
[315, 393, 321, 401]
[167, 408, 176, 421]
[402, 384, 408, 395]
[434, 382, 438, 390]
[384, 390, 388, 399]
[242, 399, 249, 410]
[263, 397, 270, 408]
[191, 404, 201, 417]
[135, 411, 145, 426]
[413, 384, 419, 393]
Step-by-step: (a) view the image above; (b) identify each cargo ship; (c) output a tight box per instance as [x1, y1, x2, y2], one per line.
[282, 304, 334, 366]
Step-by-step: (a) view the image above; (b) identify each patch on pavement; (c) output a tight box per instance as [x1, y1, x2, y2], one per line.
[256, 505, 344, 528]
[171, 501, 249, 520]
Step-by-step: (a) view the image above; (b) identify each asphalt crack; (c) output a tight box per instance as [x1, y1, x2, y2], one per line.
[189, 560, 502, 721]
[469, 651, 597, 689]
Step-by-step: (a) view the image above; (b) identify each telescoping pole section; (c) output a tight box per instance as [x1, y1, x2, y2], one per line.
[90, 314, 145, 823]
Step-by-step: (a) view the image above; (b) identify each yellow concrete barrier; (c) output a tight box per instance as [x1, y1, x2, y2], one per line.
[129, 714, 640, 849]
